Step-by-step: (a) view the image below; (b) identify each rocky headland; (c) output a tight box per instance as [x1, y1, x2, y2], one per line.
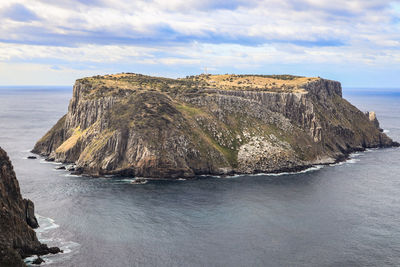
[0, 147, 61, 266]
[33, 73, 399, 178]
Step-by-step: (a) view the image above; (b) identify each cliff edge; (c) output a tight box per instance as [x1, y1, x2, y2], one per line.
[33, 73, 399, 178]
[0, 147, 60, 267]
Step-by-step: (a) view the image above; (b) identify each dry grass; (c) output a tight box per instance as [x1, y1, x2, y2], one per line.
[201, 75, 318, 92]
[56, 126, 83, 153]
[78, 73, 320, 97]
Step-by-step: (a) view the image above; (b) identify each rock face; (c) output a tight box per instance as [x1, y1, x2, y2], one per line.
[33, 73, 399, 178]
[366, 111, 383, 132]
[0, 147, 60, 266]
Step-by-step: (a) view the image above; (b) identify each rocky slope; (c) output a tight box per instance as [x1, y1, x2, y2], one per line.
[33, 73, 399, 178]
[0, 147, 60, 266]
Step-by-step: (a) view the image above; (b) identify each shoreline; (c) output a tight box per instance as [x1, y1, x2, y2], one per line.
[31, 142, 399, 180]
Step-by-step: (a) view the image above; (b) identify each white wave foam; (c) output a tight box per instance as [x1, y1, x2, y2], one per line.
[39, 159, 62, 165]
[218, 165, 324, 179]
[384, 129, 390, 133]
[64, 173, 81, 177]
[330, 150, 366, 167]
[59, 240, 80, 254]
[112, 178, 149, 184]
[198, 174, 221, 178]
[265, 165, 324, 176]
[24, 256, 54, 266]
[330, 161, 344, 166]
[36, 215, 59, 234]
[118, 178, 136, 183]
[30, 215, 80, 266]
[346, 158, 360, 164]
[25, 239, 81, 266]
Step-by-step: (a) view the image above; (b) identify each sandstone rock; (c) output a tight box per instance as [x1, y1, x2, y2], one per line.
[366, 111, 383, 132]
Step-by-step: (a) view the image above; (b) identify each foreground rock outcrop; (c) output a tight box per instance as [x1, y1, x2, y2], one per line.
[33, 73, 399, 178]
[0, 147, 61, 266]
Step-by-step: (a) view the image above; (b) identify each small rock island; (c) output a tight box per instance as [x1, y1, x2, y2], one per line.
[33, 74, 399, 178]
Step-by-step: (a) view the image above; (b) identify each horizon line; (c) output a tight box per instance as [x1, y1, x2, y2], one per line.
[0, 85, 399, 90]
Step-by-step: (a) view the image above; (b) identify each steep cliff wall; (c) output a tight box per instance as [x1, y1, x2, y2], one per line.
[0, 147, 60, 266]
[32, 74, 399, 178]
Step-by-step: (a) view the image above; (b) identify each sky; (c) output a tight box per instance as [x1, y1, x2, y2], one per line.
[0, 0, 399, 88]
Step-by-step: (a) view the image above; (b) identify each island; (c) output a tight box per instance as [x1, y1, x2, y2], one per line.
[33, 73, 399, 178]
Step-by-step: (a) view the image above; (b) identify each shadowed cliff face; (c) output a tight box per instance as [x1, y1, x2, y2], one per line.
[0, 147, 60, 266]
[32, 74, 399, 178]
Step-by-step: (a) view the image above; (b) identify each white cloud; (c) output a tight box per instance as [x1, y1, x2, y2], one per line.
[0, 0, 399, 86]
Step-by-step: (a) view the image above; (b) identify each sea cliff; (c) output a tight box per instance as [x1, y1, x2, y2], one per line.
[0, 147, 60, 266]
[33, 74, 399, 178]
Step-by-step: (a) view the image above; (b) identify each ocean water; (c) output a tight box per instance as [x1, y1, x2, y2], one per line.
[0, 87, 399, 267]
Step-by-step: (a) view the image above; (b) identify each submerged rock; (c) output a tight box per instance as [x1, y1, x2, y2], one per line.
[32, 73, 399, 178]
[27, 156, 37, 159]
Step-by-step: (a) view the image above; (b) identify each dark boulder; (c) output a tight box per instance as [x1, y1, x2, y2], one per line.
[48, 247, 62, 254]
[32, 256, 45, 265]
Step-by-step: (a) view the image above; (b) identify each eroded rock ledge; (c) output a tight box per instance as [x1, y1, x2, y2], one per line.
[0, 147, 61, 266]
[32, 73, 399, 178]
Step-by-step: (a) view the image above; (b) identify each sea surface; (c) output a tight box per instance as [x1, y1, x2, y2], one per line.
[0, 87, 399, 267]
